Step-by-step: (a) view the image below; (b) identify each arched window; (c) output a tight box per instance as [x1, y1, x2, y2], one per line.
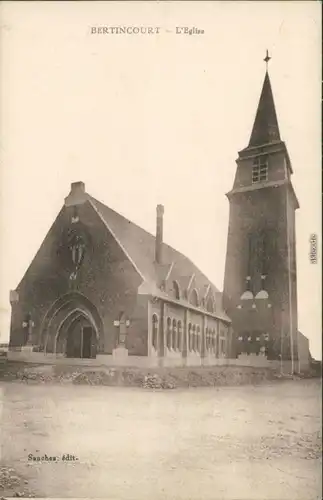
[167, 317, 172, 349]
[192, 325, 196, 352]
[205, 328, 211, 351]
[206, 296, 214, 313]
[217, 330, 221, 357]
[152, 314, 158, 351]
[172, 281, 180, 300]
[196, 326, 201, 353]
[190, 289, 199, 307]
[218, 328, 226, 357]
[222, 337, 226, 357]
[188, 323, 192, 351]
[212, 329, 216, 353]
[172, 319, 177, 350]
[177, 320, 182, 351]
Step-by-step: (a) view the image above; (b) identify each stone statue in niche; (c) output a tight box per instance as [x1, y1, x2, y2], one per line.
[56, 222, 91, 281]
[67, 233, 85, 281]
[69, 234, 85, 267]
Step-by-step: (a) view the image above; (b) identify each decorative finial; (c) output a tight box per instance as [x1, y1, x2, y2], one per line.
[264, 50, 271, 71]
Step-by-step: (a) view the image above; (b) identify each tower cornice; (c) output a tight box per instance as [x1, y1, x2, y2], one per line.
[226, 179, 300, 209]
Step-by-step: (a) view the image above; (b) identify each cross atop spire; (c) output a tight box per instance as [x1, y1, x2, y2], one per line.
[264, 49, 271, 71]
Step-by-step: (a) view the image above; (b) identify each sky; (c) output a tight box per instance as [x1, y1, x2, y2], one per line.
[0, 1, 321, 358]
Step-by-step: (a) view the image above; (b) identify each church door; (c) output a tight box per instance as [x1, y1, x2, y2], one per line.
[66, 328, 82, 358]
[65, 321, 96, 358]
[82, 326, 93, 358]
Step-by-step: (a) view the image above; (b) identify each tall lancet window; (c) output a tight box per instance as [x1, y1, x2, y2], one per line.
[247, 233, 259, 284]
[260, 232, 268, 276]
[247, 234, 252, 281]
[246, 231, 268, 284]
[152, 314, 158, 351]
[254, 231, 264, 274]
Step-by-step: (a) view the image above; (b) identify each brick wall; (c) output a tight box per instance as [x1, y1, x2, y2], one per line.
[10, 201, 145, 355]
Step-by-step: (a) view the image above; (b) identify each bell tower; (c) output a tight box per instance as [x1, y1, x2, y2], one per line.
[223, 54, 300, 370]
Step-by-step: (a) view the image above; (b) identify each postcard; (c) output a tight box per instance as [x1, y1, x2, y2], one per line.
[0, 1, 321, 499]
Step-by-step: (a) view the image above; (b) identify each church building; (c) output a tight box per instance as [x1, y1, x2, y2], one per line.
[9, 59, 310, 371]
[9, 182, 231, 367]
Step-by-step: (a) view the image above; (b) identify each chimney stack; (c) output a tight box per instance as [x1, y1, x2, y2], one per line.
[71, 181, 85, 194]
[155, 204, 164, 264]
[65, 181, 88, 207]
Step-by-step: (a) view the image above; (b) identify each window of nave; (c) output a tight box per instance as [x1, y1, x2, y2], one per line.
[188, 323, 202, 352]
[192, 325, 196, 351]
[212, 329, 217, 353]
[188, 324, 201, 353]
[219, 326, 227, 357]
[166, 316, 182, 352]
[188, 323, 192, 351]
[152, 314, 158, 351]
[220, 338, 225, 357]
[206, 327, 216, 354]
[189, 289, 199, 307]
[177, 320, 182, 351]
[167, 317, 172, 349]
[207, 329, 210, 352]
[172, 319, 177, 349]
[171, 281, 180, 300]
[206, 296, 215, 313]
[196, 326, 201, 352]
[206, 327, 211, 351]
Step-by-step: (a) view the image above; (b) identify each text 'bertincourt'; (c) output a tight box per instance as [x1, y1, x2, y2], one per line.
[90, 26, 204, 35]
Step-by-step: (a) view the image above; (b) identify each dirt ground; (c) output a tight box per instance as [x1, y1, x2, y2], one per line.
[0, 378, 321, 499]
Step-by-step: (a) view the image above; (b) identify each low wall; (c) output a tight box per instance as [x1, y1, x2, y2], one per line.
[6, 350, 303, 373]
[7, 351, 154, 368]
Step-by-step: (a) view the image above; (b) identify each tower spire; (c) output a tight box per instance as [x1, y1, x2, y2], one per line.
[248, 53, 280, 148]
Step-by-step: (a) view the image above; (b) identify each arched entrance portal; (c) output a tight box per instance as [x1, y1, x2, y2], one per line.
[56, 310, 97, 358]
[40, 293, 103, 358]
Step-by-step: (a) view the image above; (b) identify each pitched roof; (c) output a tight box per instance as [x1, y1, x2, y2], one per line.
[248, 71, 281, 148]
[88, 196, 223, 301]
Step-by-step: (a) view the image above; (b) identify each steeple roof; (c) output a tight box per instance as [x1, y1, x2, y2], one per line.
[248, 71, 281, 148]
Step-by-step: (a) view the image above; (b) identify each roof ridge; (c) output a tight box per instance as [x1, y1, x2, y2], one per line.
[89, 195, 221, 293]
[90, 196, 197, 260]
[90, 195, 156, 240]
